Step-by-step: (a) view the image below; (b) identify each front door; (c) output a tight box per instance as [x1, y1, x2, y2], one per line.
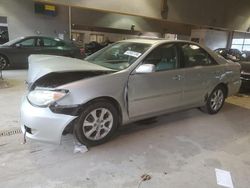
[128, 43, 184, 118]
[11, 37, 37, 68]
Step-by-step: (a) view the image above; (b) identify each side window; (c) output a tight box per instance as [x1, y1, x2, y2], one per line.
[143, 44, 178, 71]
[18, 38, 35, 47]
[43, 38, 57, 47]
[181, 43, 216, 67]
[36, 38, 44, 47]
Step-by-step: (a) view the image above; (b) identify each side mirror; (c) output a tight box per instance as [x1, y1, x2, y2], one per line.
[135, 64, 156, 74]
[242, 53, 247, 59]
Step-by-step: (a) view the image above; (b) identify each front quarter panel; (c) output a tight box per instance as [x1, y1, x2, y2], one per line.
[56, 71, 130, 123]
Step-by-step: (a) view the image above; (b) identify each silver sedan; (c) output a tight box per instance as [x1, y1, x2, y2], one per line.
[20, 39, 242, 146]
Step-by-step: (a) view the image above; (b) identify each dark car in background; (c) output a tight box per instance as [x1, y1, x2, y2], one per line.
[0, 36, 85, 69]
[214, 48, 250, 89]
[85, 41, 113, 56]
[239, 60, 250, 89]
[214, 48, 243, 61]
[0, 30, 9, 45]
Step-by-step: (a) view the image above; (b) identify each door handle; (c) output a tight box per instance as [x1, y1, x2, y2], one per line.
[172, 75, 182, 80]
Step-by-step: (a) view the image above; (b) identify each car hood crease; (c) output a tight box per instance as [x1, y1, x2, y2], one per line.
[28, 54, 113, 83]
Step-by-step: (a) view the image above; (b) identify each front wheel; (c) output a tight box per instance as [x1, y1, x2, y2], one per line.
[74, 100, 119, 146]
[201, 86, 226, 114]
[0, 55, 8, 70]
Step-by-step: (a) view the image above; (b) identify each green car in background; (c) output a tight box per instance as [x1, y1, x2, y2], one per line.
[0, 36, 85, 69]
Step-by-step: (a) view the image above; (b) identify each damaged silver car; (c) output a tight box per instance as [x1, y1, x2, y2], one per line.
[20, 39, 242, 146]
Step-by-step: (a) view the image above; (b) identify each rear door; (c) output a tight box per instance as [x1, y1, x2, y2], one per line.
[128, 43, 184, 118]
[36, 37, 68, 56]
[178, 43, 220, 106]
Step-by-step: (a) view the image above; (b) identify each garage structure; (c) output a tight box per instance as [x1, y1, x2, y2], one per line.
[1, 0, 250, 49]
[0, 0, 250, 188]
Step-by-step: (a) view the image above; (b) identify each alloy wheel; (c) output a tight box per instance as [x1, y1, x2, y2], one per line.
[82, 108, 113, 141]
[0, 56, 7, 70]
[210, 89, 224, 111]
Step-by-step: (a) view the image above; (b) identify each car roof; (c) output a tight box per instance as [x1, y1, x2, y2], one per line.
[119, 38, 197, 45]
[215, 48, 240, 51]
[14, 36, 63, 42]
[119, 38, 219, 56]
[27, 36, 62, 40]
[120, 38, 167, 45]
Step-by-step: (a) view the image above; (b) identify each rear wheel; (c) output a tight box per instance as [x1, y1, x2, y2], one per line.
[74, 99, 118, 146]
[201, 86, 226, 114]
[0, 55, 8, 70]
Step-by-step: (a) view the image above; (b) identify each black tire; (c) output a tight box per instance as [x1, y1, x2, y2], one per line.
[200, 86, 226, 114]
[0, 54, 9, 70]
[74, 99, 119, 146]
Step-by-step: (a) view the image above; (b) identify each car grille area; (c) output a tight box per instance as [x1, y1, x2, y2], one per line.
[24, 125, 33, 134]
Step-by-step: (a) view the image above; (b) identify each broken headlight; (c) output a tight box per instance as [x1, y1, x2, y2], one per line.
[27, 89, 68, 107]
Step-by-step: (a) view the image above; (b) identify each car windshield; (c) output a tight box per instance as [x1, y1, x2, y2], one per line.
[85, 42, 151, 71]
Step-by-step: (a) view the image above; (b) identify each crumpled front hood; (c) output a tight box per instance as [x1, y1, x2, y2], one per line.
[28, 55, 113, 83]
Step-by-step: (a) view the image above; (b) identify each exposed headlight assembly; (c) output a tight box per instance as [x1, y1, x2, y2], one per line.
[27, 89, 68, 107]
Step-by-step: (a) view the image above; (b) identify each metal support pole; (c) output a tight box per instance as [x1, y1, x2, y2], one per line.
[69, 5, 72, 40]
[226, 31, 234, 49]
[242, 32, 247, 52]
